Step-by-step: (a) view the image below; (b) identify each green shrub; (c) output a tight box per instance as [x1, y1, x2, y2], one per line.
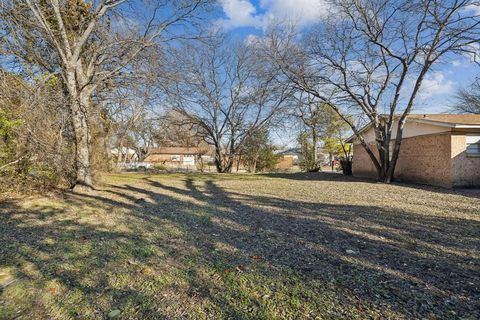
[154, 164, 167, 171]
[298, 133, 321, 172]
[242, 128, 280, 173]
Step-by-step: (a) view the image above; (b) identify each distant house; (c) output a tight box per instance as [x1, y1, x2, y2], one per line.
[111, 147, 138, 163]
[275, 148, 300, 169]
[275, 147, 332, 169]
[144, 146, 213, 166]
[346, 114, 480, 188]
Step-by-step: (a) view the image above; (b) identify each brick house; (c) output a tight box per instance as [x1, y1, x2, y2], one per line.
[275, 148, 300, 169]
[144, 146, 213, 166]
[346, 114, 480, 188]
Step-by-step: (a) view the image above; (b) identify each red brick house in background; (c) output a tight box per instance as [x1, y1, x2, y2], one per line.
[144, 146, 214, 166]
[347, 114, 480, 188]
[275, 148, 300, 169]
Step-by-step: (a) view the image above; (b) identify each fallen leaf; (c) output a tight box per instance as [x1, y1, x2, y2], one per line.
[108, 309, 121, 318]
[142, 267, 152, 274]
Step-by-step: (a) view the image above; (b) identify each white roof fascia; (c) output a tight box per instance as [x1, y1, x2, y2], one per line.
[408, 118, 455, 127]
[454, 124, 480, 129]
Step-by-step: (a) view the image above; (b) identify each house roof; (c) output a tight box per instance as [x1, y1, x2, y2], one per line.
[276, 148, 301, 156]
[406, 114, 480, 126]
[111, 147, 137, 155]
[346, 114, 480, 143]
[149, 147, 210, 155]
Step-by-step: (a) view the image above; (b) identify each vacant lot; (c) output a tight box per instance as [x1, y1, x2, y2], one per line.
[0, 173, 479, 319]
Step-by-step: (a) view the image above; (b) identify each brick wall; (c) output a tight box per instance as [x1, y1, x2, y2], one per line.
[352, 144, 379, 179]
[144, 154, 174, 163]
[275, 156, 294, 169]
[394, 133, 452, 187]
[451, 134, 480, 187]
[352, 133, 453, 187]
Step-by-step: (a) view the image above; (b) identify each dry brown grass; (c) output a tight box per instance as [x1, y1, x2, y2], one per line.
[1, 172, 479, 319]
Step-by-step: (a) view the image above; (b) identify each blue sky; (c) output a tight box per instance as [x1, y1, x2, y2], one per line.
[216, 0, 480, 114]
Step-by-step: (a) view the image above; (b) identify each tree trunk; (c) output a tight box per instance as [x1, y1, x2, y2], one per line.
[385, 119, 407, 183]
[214, 143, 235, 173]
[236, 155, 241, 172]
[224, 158, 233, 173]
[214, 146, 224, 173]
[66, 71, 94, 191]
[215, 157, 233, 173]
[71, 99, 93, 191]
[117, 144, 123, 163]
[198, 156, 204, 172]
[100, 109, 113, 170]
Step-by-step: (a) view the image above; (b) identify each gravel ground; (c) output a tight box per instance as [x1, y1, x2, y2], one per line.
[0, 172, 479, 319]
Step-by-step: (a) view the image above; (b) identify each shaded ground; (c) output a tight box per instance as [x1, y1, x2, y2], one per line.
[0, 172, 479, 319]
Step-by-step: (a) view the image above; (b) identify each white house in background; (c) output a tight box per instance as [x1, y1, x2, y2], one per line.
[111, 147, 138, 163]
[144, 146, 214, 166]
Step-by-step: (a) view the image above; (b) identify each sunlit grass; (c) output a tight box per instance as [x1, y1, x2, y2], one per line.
[0, 172, 479, 319]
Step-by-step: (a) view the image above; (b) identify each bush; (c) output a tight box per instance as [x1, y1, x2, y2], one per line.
[299, 158, 321, 172]
[154, 164, 167, 171]
[0, 71, 76, 193]
[242, 129, 280, 173]
[298, 133, 321, 172]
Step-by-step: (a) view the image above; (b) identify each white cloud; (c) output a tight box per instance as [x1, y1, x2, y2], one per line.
[451, 59, 462, 67]
[464, 42, 480, 63]
[419, 72, 455, 100]
[218, 0, 262, 29]
[218, 0, 329, 29]
[259, 0, 329, 27]
[244, 34, 259, 45]
[465, 4, 480, 15]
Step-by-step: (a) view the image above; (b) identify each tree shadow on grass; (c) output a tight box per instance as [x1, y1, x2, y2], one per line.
[107, 178, 479, 317]
[0, 176, 479, 319]
[261, 171, 365, 184]
[0, 199, 174, 319]
[261, 171, 480, 199]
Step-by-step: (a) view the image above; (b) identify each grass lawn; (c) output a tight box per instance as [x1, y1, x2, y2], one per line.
[0, 173, 479, 319]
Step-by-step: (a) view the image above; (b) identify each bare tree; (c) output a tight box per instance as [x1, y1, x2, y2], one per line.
[0, 0, 209, 190]
[452, 77, 480, 114]
[104, 48, 201, 166]
[104, 62, 163, 164]
[166, 36, 291, 173]
[290, 93, 344, 171]
[262, 0, 480, 182]
[154, 111, 206, 148]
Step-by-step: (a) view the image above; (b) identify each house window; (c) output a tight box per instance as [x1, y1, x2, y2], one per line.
[466, 134, 480, 155]
[171, 155, 181, 161]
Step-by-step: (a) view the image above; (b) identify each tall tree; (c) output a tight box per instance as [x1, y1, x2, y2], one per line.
[167, 36, 291, 173]
[262, 0, 480, 182]
[0, 0, 208, 190]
